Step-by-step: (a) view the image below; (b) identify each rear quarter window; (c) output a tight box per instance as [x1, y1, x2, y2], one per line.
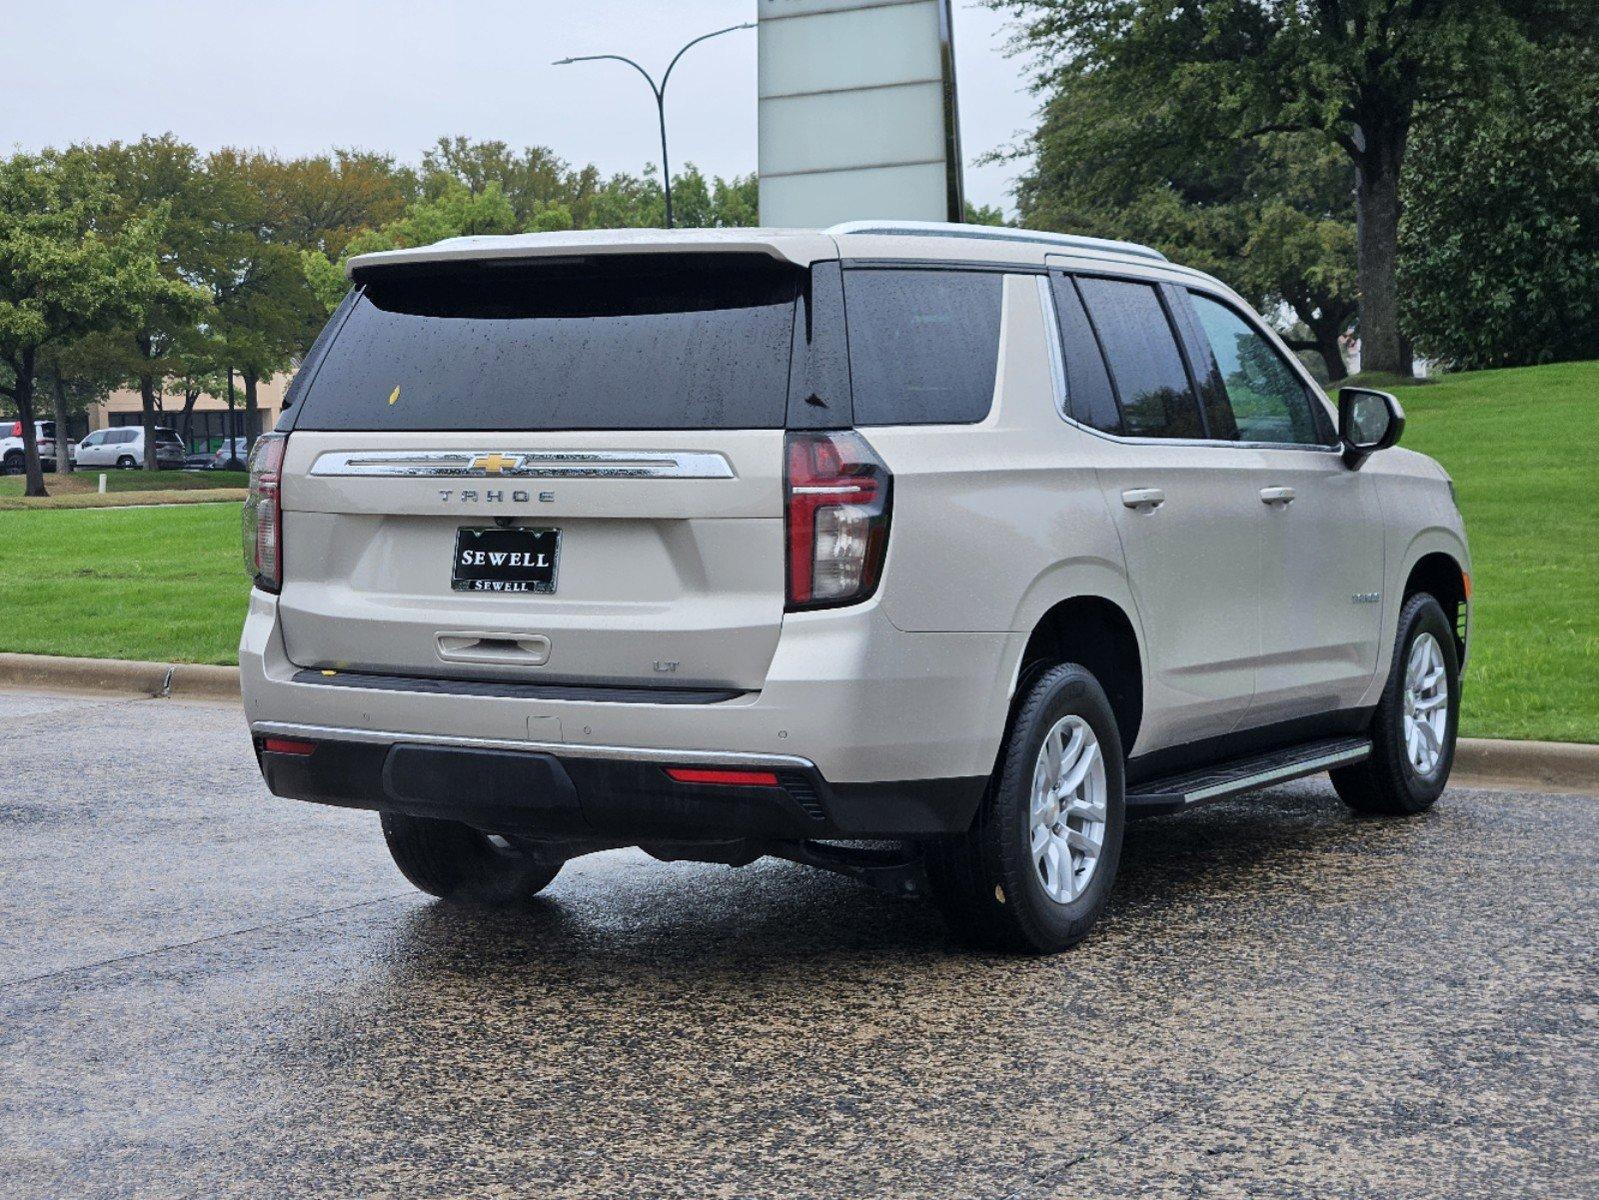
[844, 269, 1003, 426]
[296, 254, 798, 432]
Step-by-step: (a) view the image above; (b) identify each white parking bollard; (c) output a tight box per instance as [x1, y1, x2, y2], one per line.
[98, 473, 107, 494]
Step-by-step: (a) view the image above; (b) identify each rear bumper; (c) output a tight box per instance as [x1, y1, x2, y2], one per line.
[241, 589, 1019, 836]
[254, 731, 985, 839]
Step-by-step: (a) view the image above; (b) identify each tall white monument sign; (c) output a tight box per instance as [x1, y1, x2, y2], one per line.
[757, 0, 965, 227]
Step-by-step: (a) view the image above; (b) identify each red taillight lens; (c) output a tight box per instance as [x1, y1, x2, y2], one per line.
[8, 422, 18, 438]
[664, 767, 781, 787]
[243, 434, 287, 592]
[784, 430, 892, 610]
[262, 737, 317, 756]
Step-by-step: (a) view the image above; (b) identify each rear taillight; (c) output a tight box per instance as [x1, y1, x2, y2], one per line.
[8, 422, 18, 438]
[784, 430, 892, 610]
[244, 433, 286, 592]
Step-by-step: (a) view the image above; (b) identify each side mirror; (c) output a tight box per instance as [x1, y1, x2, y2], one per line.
[1338, 387, 1405, 468]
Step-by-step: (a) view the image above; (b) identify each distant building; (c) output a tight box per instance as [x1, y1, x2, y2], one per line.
[88, 375, 290, 452]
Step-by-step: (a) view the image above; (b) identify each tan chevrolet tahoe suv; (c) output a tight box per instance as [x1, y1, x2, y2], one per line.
[240, 221, 1471, 954]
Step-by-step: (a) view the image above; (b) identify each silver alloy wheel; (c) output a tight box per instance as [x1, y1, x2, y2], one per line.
[1028, 715, 1109, 905]
[1402, 631, 1450, 777]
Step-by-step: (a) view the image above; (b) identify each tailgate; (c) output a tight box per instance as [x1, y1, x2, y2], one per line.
[277, 429, 787, 691]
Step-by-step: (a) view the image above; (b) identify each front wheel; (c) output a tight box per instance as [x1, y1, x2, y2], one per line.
[381, 812, 562, 905]
[1331, 592, 1461, 815]
[928, 663, 1126, 954]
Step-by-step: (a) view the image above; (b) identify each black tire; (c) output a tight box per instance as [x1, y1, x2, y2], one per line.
[927, 663, 1126, 954]
[380, 812, 562, 904]
[1331, 592, 1460, 815]
[116, 455, 137, 470]
[1, 451, 22, 475]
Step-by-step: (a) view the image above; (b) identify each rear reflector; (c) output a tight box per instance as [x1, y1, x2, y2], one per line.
[263, 737, 318, 756]
[664, 767, 780, 787]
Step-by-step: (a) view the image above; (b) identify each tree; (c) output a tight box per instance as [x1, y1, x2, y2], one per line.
[37, 332, 125, 473]
[992, 0, 1592, 377]
[421, 137, 604, 228]
[0, 150, 185, 496]
[1400, 40, 1599, 369]
[342, 177, 521, 257]
[93, 135, 217, 467]
[205, 150, 326, 448]
[1014, 58, 1359, 381]
[269, 150, 415, 259]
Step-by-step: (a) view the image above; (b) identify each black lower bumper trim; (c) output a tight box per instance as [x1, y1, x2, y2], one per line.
[256, 738, 985, 840]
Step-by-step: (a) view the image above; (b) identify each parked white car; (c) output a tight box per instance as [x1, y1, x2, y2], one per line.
[1, 421, 73, 473]
[240, 222, 1471, 953]
[73, 426, 186, 470]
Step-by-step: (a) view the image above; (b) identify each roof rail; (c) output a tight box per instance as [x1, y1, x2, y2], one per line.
[826, 220, 1168, 264]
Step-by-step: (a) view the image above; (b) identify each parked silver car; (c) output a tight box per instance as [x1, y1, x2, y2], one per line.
[73, 426, 185, 470]
[240, 222, 1471, 953]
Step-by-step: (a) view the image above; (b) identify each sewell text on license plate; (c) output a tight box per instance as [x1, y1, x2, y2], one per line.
[451, 526, 561, 594]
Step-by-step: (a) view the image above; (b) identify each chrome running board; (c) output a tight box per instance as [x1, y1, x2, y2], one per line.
[1126, 736, 1372, 817]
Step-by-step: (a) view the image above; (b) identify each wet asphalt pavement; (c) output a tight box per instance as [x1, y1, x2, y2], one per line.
[0, 689, 1594, 1199]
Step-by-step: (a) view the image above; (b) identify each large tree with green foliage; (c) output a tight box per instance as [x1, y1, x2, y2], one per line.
[205, 150, 326, 447]
[1399, 40, 1599, 369]
[0, 150, 186, 495]
[993, 0, 1591, 377]
[93, 135, 216, 467]
[1014, 62, 1358, 381]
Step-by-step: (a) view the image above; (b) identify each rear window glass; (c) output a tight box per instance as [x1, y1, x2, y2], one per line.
[296, 255, 798, 431]
[844, 269, 1002, 425]
[156, 429, 183, 445]
[1075, 277, 1204, 439]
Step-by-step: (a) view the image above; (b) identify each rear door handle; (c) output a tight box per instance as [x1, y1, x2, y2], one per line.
[1121, 487, 1166, 511]
[1259, 486, 1296, 506]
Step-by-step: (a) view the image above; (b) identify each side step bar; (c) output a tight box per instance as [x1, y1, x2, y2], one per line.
[1127, 735, 1371, 818]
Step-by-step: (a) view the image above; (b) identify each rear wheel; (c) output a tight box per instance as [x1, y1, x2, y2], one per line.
[116, 455, 137, 469]
[2, 451, 22, 475]
[1331, 592, 1460, 815]
[380, 812, 562, 904]
[928, 663, 1126, 954]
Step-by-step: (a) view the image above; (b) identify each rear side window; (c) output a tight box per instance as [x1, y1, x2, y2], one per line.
[1188, 292, 1326, 445]
[297, 255, 798, 431]
[1075, 277, 1204, 440]
[844, 269, 1002, 425]
[1048, 275, 1120, 434]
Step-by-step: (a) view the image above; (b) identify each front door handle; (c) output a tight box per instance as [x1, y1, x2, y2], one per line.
[1259, 486, 1297, 506]
[1121, 487, 1166, 511]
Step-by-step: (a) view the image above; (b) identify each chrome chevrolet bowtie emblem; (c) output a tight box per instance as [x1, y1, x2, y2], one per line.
[469, 453, 524, 475]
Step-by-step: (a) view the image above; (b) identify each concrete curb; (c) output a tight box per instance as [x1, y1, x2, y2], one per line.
[0, 652, 1592, 793]
[0, 653, 240, 702]
[1452, 737, 1599, 795]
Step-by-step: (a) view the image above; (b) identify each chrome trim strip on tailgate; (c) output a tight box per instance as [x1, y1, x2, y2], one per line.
[308, 449, 736, 480]
[251, 721, 815, 770]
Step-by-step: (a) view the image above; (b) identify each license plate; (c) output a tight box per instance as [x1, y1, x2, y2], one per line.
[451, 526, 561, 594]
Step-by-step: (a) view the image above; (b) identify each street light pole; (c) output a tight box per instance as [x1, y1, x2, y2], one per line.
[554, 22, 754, 229]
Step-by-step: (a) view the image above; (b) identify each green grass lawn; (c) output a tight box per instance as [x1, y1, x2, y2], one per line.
[0, 503, 248, 664]
[0, 469, 247, 497]
[1395, 361, 1598, 743]
[0, 362, 1593, 741]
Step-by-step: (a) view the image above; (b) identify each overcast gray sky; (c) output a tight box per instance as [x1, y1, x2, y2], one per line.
[3, 1, 1041, 215]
